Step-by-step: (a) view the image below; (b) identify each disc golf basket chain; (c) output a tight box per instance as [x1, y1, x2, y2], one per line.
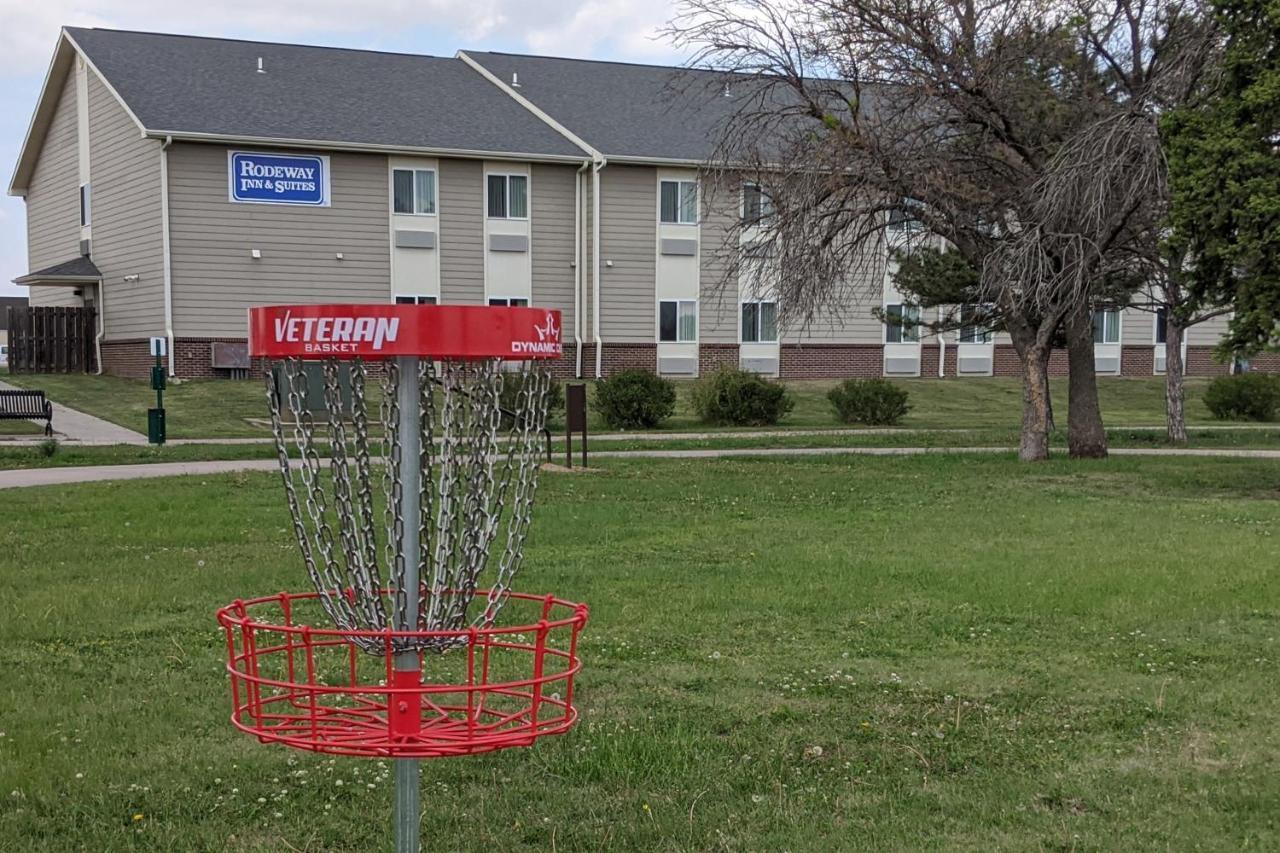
[216, 304, 587, 853]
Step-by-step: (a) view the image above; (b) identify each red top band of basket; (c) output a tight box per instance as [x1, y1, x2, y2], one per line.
[248, 304, 564, 360]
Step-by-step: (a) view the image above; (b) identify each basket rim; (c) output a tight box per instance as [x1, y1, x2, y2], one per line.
[216, 589, 588, 640]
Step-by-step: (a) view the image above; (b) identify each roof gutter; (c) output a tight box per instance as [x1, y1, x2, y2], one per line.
[144, 130, 588, 165]
[160, 135, 175, 375]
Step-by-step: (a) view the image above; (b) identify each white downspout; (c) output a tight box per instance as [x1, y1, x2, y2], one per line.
[938, 326, 946, 378]
[159, 135, 175, 376]
[574, 160, 588, 378]
[592, 154, 606, 378]
[93, 280, 105, 374]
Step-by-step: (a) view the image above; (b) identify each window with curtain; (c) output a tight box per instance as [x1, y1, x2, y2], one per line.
[741, 301, 778, 343]
[958, 304, 992, 343]
[487, 174, 528, 219]
[660, 180, 698, 224]
[1155, 307, 1167, 344]
[742, 183, 775, 225]
[885, 303, 921, 343]
[1092, 309, 1121, 344]
[392, 168, 435, 215]
[659, 300, 697, 342]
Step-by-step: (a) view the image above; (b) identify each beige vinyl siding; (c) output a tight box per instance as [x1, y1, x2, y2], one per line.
[698, 183, 738, 344]
[530, 163, 576, 328]
[1121, 305, 1155, 344]
[784, 242, 886, 344]
[1187, 311, 1231, 345]
[168, 144, 390, 338]
[439, 158, 484, 305]
[25, 71, 83, 308]
[88, 71, 165, 339]
[598, 165, 656, 342]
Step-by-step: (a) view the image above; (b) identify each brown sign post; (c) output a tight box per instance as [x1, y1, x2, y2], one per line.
[565, 383, 588, 468]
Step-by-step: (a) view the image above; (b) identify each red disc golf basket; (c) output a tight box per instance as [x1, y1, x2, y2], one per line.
[218, 304, 587, 852]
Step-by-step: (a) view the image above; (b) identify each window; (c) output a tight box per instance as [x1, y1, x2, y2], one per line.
[888, 199, 923, 232]
[488, 297, 529, 307]
[1154, 307, 1167, 344]
[958, 304, 992, 344]
[659, 300, 698, 342]
[743, 183, 775, 225]
[487, 174, 528, 219]
[1092, 309, 1120, 344]
[392, 168, 436, 215]
[660, 180, 698, 224]
[79, 183, 91, 227]
[741, 301, 778, 343]
[394, 295, 437, 305]
[885, 303, 921, 343]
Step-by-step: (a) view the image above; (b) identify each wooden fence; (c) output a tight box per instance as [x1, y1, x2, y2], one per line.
[6, 306, 97, 374]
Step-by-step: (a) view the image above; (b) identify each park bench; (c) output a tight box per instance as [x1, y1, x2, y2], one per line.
[0, 389, 54, 436]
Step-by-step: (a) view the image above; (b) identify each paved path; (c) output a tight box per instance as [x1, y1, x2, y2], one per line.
[3, 445, 1278, 490]
[0, 380, 147, 445]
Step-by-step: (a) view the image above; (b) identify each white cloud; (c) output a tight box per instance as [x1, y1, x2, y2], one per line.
[0, 0, 684, 77]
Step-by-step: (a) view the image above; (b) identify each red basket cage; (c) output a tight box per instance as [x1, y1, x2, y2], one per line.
[217, 590, 588, 759]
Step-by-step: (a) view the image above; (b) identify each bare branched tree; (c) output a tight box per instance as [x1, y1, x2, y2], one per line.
[669, 0, 1220, 459]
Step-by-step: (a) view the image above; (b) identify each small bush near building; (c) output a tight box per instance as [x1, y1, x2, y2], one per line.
[498, 374, 565, 428]
[692, 368, 794, 426]
[1203, 373, 1280, 421]
[828, 378, 912, 426]
[594, 369, 677, 429]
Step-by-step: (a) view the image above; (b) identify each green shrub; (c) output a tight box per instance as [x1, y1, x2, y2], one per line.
[1203, 373, 1280, 421]
[692, 368, 794, 426]
[593, 369, 676, 429]
[39, 438, 59, 458]
[827, 378, 912, 426]
[498, 374, 564, 429]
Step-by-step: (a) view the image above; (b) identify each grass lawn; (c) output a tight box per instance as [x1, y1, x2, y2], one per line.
[1, 371, 1238, 440]
[2, 455, 1278, 850]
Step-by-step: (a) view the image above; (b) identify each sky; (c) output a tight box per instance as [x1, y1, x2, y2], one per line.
[0, 0, 687, 297]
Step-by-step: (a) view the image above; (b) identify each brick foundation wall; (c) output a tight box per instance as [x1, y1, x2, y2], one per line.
[592, 343, 658, 376]
[1245, 351, 1280, 373]
[993, 345, 1069, 378]
[699, 344, 740, 374]
[1121, 345, 1154, 376]
[99, 339, 155, 379]
[1187, 345, 1230, 377]
[779, 344, 882, 379]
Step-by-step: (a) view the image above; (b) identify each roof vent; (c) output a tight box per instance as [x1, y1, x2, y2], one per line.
[723, 81, 731, 98]
[511, 72, 521, 88]
[257, 57, 266, 74]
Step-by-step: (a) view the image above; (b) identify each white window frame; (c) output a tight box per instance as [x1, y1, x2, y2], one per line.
[79, 182, 91, 227]
[958, 304, 993, 344]
[658, 299, 698, 343]
[394, 294, 438, 305]
[486, 173, 529, 221]
[884, 303, 921, 344]
[740, 300, 778, 344]
[1093, 308, 1121, 345]
[659, 179, 699, 225]
[742, 182, 775, 226]
[391, 167, 437, 216]
[487, 296, 530, 307]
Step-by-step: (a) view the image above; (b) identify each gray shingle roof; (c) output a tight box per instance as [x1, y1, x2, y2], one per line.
[65, 28, 586, 159]
[462, 52, 744, 162]
[14, 256, 102, 284]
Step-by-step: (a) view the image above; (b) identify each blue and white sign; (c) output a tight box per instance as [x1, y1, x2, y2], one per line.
[228, 151, 330, 206]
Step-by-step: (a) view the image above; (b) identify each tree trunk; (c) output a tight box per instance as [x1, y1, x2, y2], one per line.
[1019, 344, 1053, 461]
[1065, 303, 1108, 459]
[1165, 318, 1188, 444]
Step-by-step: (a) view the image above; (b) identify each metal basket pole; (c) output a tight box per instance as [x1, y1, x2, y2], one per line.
[394, 355, 421, 853]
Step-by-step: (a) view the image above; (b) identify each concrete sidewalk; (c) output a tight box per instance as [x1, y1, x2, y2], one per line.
[3, 445, 1278, 490]
[0, 380, 148, 445]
